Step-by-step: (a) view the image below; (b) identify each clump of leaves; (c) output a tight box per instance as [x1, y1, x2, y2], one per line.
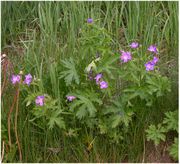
[68, 89, 102, 119]
[23, 19, 173, 151]
[23, 78, 66, 130]
[103, 99, 134, 128]
[168, 138, 178, 160]
[146, 124, 166, 146]
[163, 110, 178, 132]
[146, 110, 178, 160]
[97, 98, 134, 143]
[25, 93, 66, 130]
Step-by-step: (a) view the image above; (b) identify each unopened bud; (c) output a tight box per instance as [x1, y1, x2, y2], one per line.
[19, 71, 23, 75]
[2, 54, 6, 58]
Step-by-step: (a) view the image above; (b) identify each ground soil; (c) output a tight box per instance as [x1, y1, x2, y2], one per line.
[145, 140, 177, 163]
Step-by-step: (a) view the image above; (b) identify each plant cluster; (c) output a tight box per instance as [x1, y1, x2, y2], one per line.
[8, 19, 172, 147]
[146, 110, 178, 161]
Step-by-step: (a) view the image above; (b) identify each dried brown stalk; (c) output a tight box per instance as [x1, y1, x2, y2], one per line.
[7, 89, 18, 147]
[1, 60, 8, 97]
[14, 87, 22, 161]
[1, 140, 5, 162]
[1, 54, 14, 97]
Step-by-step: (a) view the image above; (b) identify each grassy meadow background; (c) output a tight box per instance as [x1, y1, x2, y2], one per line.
[1, 1, 178, 162]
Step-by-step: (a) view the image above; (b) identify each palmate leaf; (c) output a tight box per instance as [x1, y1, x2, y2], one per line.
[163, 110, 178, 132]
[146, 124, 166, 146]
[47, 109, 65, 130]
[146, 75, 171, 97]
[104, 99, 134, 128]
[59, 57, 79, 86]
[111, 110, 134, 128]
[97, 53, 119, 79]
[76, 104, 88, 119]
[69, 89, 102, 119]
[111, 115, 121, 128]
[123, 86, 154, 106]
[48, 117, 65, 130]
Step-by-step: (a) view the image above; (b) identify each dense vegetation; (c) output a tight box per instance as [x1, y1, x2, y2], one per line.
[1, 1, 178, 162]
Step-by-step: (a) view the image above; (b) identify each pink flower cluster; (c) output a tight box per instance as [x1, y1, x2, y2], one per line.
[11, 73, 33, 86]
[66, 95, 76, 102]
[35, 95, 45, 106]
[120, 51, 132, 63]
[145, 56, 159, 71]
[11, 73, 46, 107]
[94, 73, 108, 89]
[120, 42, 159, 71]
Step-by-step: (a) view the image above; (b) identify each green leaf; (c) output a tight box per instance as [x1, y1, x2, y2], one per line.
[146, 124, 166, 146]
[60, 58, 80, 86]
[76, 104, 88, 119]
[48, 116, 65, 130]
[168, 138, 178, 160]
[130, 72, 140, 84]
[47, 109, 65, 130]
[111, 115, 121, 128]
[97, 54, 119, 79]
[26, 100, 32, 107]
[123, 86, 151, 106]
[163, 110, 178, 132]
[104, 99, 134, 128]
[146, 75, 171, 97]
[69, 89, 102, 119]
[98, 120, 108, 134]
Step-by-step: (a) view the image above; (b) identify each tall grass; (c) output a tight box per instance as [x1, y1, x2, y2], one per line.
[1, 1, 178, 162]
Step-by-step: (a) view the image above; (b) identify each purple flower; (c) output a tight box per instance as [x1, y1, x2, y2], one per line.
[35, 95, 45, 106]
[24, 73, 33, 86]
[87, 18, 93, 23]
[151, 56, 159, 64]
[94, 73, 102, 84]
[148, 45, 158, 54]
[66, 96, 76, 102]
[100, 81, 108, 89]
[120, 51, 132, 63]
[145, 62, 155, 71]
[11, 75, 21, 84]
[130, 42, 139, 48]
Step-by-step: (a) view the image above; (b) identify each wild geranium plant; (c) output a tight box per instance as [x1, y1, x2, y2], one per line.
[11, 18, 171, 143]
[10, 72, 65, 130]
[59, 18, 171, 142]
